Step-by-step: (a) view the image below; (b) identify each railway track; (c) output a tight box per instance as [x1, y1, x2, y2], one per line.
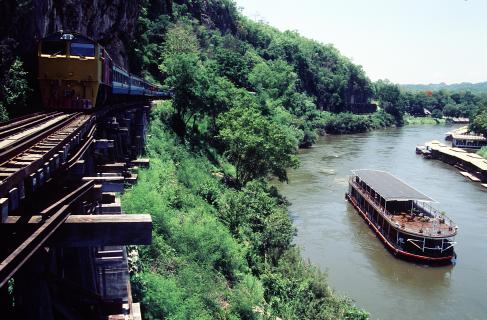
[0, 112, 96, 202]
[0, 112, 64, 141]
[0, 112, 100, 287]
[0, 104, 153, 319]
[0, 104, 142, 286]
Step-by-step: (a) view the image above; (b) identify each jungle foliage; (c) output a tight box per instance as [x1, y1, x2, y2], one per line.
[123, 104, 368, 319]
[130, 0, 403, 142]
[124, 3, 377, 317]
[121, 1, 487, 319]
[0, 57, 32, 122]
[374, 79, 486, 122]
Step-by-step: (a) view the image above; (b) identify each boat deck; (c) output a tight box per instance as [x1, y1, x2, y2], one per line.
[389, 213, 455, 237]
[350, 170, 457, 238]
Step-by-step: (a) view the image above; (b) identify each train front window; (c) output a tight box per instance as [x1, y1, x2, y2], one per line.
[41, 41, 66, 55]
[70, 43, 95, 57]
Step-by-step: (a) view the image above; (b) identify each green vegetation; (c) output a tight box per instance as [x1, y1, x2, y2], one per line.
[478, 147, 487, 160]
[120, 2, 486, 318]
[404, 115, 445, 125]
[374, 79, 486, 122]
[123, 104, 367, 319]
[323, 111, 394, 134]
[0, 57, 32, 122]
[401, 81, 487, 94]
[469, 95, 487, 136]
[471, 111, 487, 136]
[130, 1, 407, 141]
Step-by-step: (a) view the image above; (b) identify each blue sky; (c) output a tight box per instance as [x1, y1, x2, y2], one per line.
[235, 0, 487, 84]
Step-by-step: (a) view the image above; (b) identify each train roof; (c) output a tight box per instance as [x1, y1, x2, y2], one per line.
[41, 32, 95, 44]
[352, 169, 435, 202]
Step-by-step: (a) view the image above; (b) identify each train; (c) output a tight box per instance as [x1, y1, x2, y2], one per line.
[37, 31, 170, 110]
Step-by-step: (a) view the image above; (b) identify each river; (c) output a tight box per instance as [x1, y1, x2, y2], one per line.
[277, 124, 487, 320]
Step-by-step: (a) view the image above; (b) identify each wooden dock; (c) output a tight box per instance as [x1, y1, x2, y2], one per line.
[421, 140, 487, 183]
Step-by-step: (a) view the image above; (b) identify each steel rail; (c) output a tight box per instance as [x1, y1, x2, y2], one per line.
[66, 124, 96, 169]
[0, 112, 45, 129]
[0, 112, 63, 140]
[0, 180, 95, 288]
[0, 113, 81, 164]
[0, 114, 94, 196]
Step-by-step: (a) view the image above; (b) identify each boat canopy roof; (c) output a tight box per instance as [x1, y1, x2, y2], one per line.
[352, 169, 435, 202]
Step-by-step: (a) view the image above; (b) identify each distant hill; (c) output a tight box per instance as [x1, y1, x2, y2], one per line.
[400, 82, 487, 93]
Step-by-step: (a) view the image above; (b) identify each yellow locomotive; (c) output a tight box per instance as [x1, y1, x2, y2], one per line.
[38, 32, 166, 110]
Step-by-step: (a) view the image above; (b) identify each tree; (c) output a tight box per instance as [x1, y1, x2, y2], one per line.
[218, 180, 295, 269]
[431, 108, 443, 119]
[161, 22, 199, 60]
[217, 105, 299, 186]
[2, 57, 31, 118]
[374, 80, 404, 125]
[471, 111, 487, 136]
[160, 52, 207, 137]
[159, 23, 207, 138]
[248, 59, 297, 101]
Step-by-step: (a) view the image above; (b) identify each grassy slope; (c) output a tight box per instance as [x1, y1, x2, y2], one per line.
[122, 103, 368, 319]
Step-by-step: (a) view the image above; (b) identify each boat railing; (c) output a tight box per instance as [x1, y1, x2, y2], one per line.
[413, 201, 456, 229]
[349, 177, 457, 237]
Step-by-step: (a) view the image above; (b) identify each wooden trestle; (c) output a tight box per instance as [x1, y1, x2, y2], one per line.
[0, 104, 154, 319]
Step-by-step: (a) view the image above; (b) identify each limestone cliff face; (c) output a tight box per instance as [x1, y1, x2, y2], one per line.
[0, 0, 141, 91]
[0, 0, 235, 104]
[174, 0, 238, 34]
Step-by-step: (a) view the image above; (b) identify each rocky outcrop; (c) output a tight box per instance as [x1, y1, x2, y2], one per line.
[174, 0, 238, 34]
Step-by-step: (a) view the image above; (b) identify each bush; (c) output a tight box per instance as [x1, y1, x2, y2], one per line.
[431, 109, 443, 119]
[2, 57, 31, 117]
[0, 102, 8, 122]
[478, 147, 487, 160]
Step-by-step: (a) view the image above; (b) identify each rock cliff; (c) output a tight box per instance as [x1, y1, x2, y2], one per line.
[0, 0, 142, 101]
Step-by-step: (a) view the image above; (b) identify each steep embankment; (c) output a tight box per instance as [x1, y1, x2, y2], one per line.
[123, 103, 368, 319]
[121, 1, 370, 319]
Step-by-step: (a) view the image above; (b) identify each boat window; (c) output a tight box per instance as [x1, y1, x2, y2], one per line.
[70, 43, 95, 57]
[42, 41, 67, 55]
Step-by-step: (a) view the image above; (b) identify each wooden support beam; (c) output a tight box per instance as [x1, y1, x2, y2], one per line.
[2, 214, 152, 247]
[97, 163, 127, 173]
[130, 159, 149, 168]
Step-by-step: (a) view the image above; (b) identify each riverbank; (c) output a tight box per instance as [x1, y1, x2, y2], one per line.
[320, 110, 396, 135]
[405, 115, 446, 125]
[318, 113, 446, 137]
[122, 105, 368, 319]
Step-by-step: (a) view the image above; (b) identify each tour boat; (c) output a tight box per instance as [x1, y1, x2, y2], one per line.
[346, 169, 457, 264]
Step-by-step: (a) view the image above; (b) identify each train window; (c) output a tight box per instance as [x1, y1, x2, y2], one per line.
[70, 43, 95, 57]
[42, 41, 66, 55]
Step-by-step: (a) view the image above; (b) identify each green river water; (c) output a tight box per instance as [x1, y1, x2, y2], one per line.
[277, 124, 487, 320]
